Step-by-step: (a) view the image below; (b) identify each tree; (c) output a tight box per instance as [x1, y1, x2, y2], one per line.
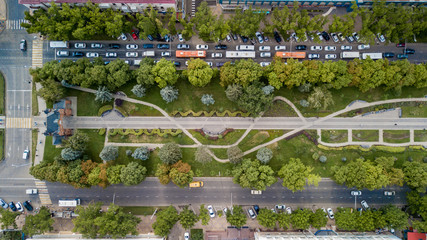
[307, 86, 334, 110]
[256, 147, 273, 163]
[179, 207, 198, 229]
[152, 58, 178, 88]
[220, 59, 262, 87]
[290, 208, 313, 230]
[179, 17, 195, 40]
[0, 208, 19, 229]
[73, 202, 103, 238]
[195, 146, 212, 164]
[186, 58, 213, 87]
[133, 58, 156, 86]
[228, 6, 265, 37]
[158, 143, 182, 164]
[61, 147, 82, 161]
[132, 146, 150, 160]
[136, 6, 166, 37]
[160, 85, 179, 103]
[201, 94, 215, 106]
[226, 205, 247, 228]
[232, 159, 277, 190]
[380, 205, 408, 230]
[63, 131, 89, 152]
[120, 162, 147, 186]
[192, 1, 216, 41]
[278, 158, 321, 192]
[155, 164, 171, 184]
[94, 86, 113, 103]
[227, 146, 243, 164]
[22, 206, 54, 237]
[334, 208, 357, 231]
[262, 85, 275, 95]
[199, 204, 211, 225]
[319, 155, 327, 163]
[169, 160, 194, 187]
[152, 206, 179, 237]
[94, 203, 141, 238]
[310, 209, 328, 229]
[107, 164, 124, 184]
[277, 212, 291, 230]
[99, 145, 119, 161]
[131, 84, 146, 98]
[406, 191, 427, 219]
[402, 161, 427, 193]
[238, 82, 274, 116]
[225, 84, 243, 102]
[37, 78, 64, 102]
[257, 208, 277, 228]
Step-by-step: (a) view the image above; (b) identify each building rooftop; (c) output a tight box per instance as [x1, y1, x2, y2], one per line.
[19, 0, 175, 4]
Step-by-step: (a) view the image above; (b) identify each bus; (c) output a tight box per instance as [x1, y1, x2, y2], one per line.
[49, 41, 69, 48]
[58, 199, 81, 207]
[236, 45, 255, 51]
[176, 50, 206, 58]
[225, 51, 256, 58]
[340, 51, 360, 59]
[275, 52, 306, 59]
[361, 53, 383, 60]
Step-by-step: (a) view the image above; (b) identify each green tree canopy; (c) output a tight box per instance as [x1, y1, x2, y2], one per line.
[232, 158, 277, 190]
[402, 161, 427, 193]
[94, 204, 141, 238]
[152, 206, 179, 237]
[179, 207, 198, 229]
[73, 202, 103, 238]
[186, 59, 214, 87]
[290, 208, 313, 230]
[120, 162, 147, 186]
[278, 158, 321, 192]
[152, 59, 178, 88]
[226, 206, 247, 228]
[0, 208, 19, 230]
[257, 208, 277, 228]
[158, 143, 182, 164]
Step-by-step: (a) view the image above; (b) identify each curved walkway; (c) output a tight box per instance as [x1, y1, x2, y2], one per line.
[66, 86, 427, 162]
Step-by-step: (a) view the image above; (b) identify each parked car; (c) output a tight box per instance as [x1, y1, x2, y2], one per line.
[308, 53, 320, 59]
[291, 32, 299, 42]
[126, 44, 138, 50]
[184, 232, 190, 240]
[223, 207, 228, 215]
[346, 35, 355, 43]
[310, 46, 322, 51]
[264, 35, 269, 42]
[119, 33, 127, 41]
[90, 43, 103, 48]
[207, 205, 215, 218]
[285, 207, 292, 214]
[240, 35, 249, 43]
[361, 200, 370, 210]
[74, 43, 86, 49]
[173, 61, 180, 67]
[253, 205, 260, 214]
[206, 62, 213, 67]
[142, 44, 154, 49]
[215, 44, 227, 50]
[147, 35, 154, 41]
[324, 46, 336, 51]
[232, 33, 238, 40]
[176, 44, 189, 50]
[383, 52, 395, 58]
[331, 33, 339, 42]
[260, 52, 271, 58]
[196, 44, 209, 50]
[126, 52, 138, 57]
[216, 62, 225, 67]
[276, 205, 285, 210]
[16, 202, 24, 212]
[358, 44, 370, 50]
[108, 44, 120, 49]
[316, 32, 324, 41]
[321, 31, 330, 41]
[23, 201, 33, 211]
[0, 199, 8, 209]
[352, 32, 360, 42]
[325, 54, 336, 59]
[255, 32, 264, 44]
[260, 62, 270, 67]
[351, 191, 362, 196]
[56, 51, 69, 57]
[337, 32, 345, 42]
[212, 53, 223, 58]
[377, 33, 386, 43]
[226, 34, 231, 42]
[274, 31, 282, 43]
[20, 39, 27, 51]
[86, 52, 99, 58]
[275, 46, 286, 51]
[384, 191, 395, 196]
[9, 202, 17, 211]
[164, 34, 170, 42]
[248, 208, 256, 219]
[131, 31, 138, 40]
[396, 43, 405, 47]
[397, 54, 408, 59]
[295, 45, 307, 50]
[404, 48, 415, 54]
[105, 52, 117, 58]
[160, 52, 170, 57]
[259, 46, 271, 51]
[341, 45, 352, 50]
[327, 208, 334, 219]
[157, 44, 170, 49]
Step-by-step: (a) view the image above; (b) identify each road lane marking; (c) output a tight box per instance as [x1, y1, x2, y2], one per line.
[6, 118, 32, 128]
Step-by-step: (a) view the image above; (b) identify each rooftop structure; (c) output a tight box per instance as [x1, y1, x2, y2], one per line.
[44, 99, 72, 145]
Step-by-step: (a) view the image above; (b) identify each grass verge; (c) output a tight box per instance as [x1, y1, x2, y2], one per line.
[189, 129, 245, 145]
[32, 130, 38, 164]
[383, 130, 410, 143]
[108, 130, 195, 145]
[0, 72, 5, 115]
[263, 100, 298, 117]
[121, 101, 163, 116]
[191, 229, 203, 239]
[43, 136, 62, 163]
[32, 83, 39, 116]
[121, 206, 168, 216]
[0, 130, 4, 160]
[238, 130, 288, 152]
[352, 130, 379, 142]
[321, 130, 348, 143]
[400, 105, 427, 118]
[414, 130, 427, 142]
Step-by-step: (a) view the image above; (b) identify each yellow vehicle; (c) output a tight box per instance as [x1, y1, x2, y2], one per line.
[189, 181, 204, 188]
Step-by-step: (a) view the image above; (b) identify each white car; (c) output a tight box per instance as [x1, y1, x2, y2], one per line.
[331, 33, 339, 43]
[361, 200, 370, 210]
[291, 32, 299, 42]
[327, 208, 334, 219]
[206, 62, 213, 67]
[260, 62, 270, 67]
[285, 207, 292, 214]
[178, 33, 184, 42]
[308, 53, 320, 59]
[325, 54, 336, 59]
[248, 208, 256, 219]
[196, 44, 208, 50]
[223, 207, 228, 215]
[212, 53, 223, 58]
[358, 44, 370, 50]
[259, 46, 270, 51]
[260, 52, 271, 58]
[74, 43, 86, 48]
[91, 43, 103, 48]
[310, 46, 322, 51]
[384, 191, 395, 196]
[337, 32, 345, 42]
[341, 45, 352, 50]
[256, 32, 264, 44]
[351, 191, 362, 196]
[86, 52, 99, 58]
[126, 52, 138, 57]
[226, 34, 231, 42]
[161, 51, 171, 57]
[324, 46, 336, 51]
[105, 52, 117, 58]
[126, 44, 138, 50]
[184, 232, 189, 240]
[207, 205, 215, 218]
[16, 202, 24, 212]
[119, 33, 127, 41]
[275, 46, 286, 51]
[22, 149, 29, 159]
[316, 32, 324, 41]
[276, 205, 285, 210]
[377, 33, 385, 43]
[352, 32, 360, 42]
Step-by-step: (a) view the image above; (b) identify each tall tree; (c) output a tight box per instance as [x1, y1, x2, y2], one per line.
[99, 145, 119, 161]
[402, 161, 427, 193]
[0, 208, 19, 229]
[278, 158, 321, 192]
[152, 59, 178, 88]
[94, 86, 113, 104]
[237, 82, 274, 116]
[179, 207, 198, 229]
[226, 206, 247, 228]
[158, 143, 182, 164]
[257, 208, 277, 228]
[199, 204, 211, 225]
[120, 162, 147, 186]
[94, 203, 141, 238]
[310, 209, 328, 229]
[195, 146, 212, 164]
[169, 160, 194, 187]
[133, 57, 156, 87]
[186, 58, 214, 87]
[290, 208, 313, 230]
[73, 202, 103, 238]
[152, 206, 179, 237]
[232, 158, 277, 191]
[380, 205, 408, 230]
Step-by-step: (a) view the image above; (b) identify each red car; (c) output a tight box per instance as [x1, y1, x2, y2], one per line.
[396, 43, 405, 47]
[131, 31, 138, 40]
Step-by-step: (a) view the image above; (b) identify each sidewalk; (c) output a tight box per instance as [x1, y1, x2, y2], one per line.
[0, 0, 6, 33]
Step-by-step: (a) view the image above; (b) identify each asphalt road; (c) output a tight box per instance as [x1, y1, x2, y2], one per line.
[43, 178, 408, 209]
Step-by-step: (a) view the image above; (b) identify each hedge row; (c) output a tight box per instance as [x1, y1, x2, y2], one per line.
[115, 106, 129, 117]
[98, 105, 113, 116]
[318, 144, 427, 153]
[99, 128, 106, 136]
[170, 110, 250, 117]
[108, 128, 182, 137]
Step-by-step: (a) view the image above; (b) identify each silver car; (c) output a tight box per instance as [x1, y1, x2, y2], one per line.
[126, 44, 138, 50]
[207, 205, 215, 218]
[126, 52, 138, 57]
[86, 52, 99, 58]
[74, 43, 86, 48]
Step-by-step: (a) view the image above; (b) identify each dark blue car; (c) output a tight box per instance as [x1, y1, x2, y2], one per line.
[157, 44, 170, 49]
[23, 201, 33, 211]
[9, 202, 17, 211]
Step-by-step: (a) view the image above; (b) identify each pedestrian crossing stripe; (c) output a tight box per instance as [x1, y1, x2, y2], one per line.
[6, 118, 32, 129]
[6, 19, 29, 30]
[32, 40, 44, 68]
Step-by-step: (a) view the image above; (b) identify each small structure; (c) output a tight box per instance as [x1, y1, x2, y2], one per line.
[44, 99, 73, 145]
[205, 226, 254, 240]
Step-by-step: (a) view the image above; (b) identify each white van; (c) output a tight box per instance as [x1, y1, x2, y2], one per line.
[236, 45, 255, 51]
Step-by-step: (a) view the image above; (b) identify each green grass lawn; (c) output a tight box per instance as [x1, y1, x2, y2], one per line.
[191, 229, 203, 239]
[263, 100, 298, 117]
[0, 72, 5, 115]
[352, 130, 379, 142]
[321, 130, 348, 143]
[79, 129, 105, 163]
[189, 129, 245, 145]
[238, 130, 288, 152]
[32, 83, 39, 116]
[108, 130, 195, 145]
[0, 130, 4, 160]
[400, 105, 427, 118]
[414, 130, 427, 142]
[32, 130, 38, 164]
[121, 206, 168, 216]
[63, 88, 104, 116]
[383, 130, 410, 143]
[43, 136, 63, 163]
[121, 101, 163, 116]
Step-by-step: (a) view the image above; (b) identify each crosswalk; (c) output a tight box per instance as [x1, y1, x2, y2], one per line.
[32, 40, 43, 68]
[6, 118, 32, 128]
[191, 0, 196, 16]
[35, 181, 53, 205]
[6, 19, 29, 30]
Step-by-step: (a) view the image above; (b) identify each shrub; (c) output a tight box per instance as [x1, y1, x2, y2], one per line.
[300, 99, 310, 108]
[158, 143, 182, 164]
[99, 146, 119, 161]
[262, 85, 275, 95]
[201, 94, 215, 106]
[341, 157, 347, 162]
[319, 155, 327, 163]
[114, 98, 123, 107]
[132, 147, 150, 161]
[312, 152, 320, 161]
[98, 105, 113, 116]
[98, 128, 106, 136]
[160, 86, 179, 103]
[131, 84, 146, 98]
[126, 149, 133, 156]
[256, 147, 273, 163]
[95, 86, 113, 103]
